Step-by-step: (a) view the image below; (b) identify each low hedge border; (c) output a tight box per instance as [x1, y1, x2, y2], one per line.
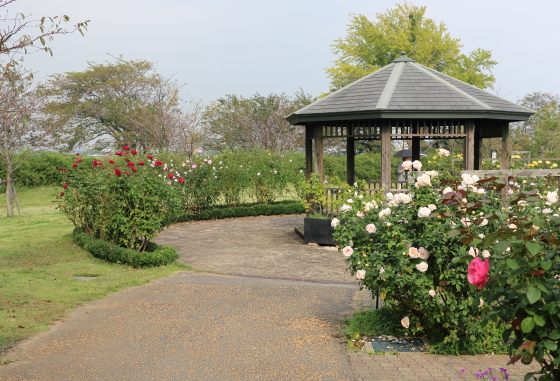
[72, 229, 179, 268]
[178, 201, 305, 222]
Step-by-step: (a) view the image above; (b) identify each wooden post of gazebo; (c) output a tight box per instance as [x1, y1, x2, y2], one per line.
[381, 121, 391, 192]
[347, 126, 355, 184]
[501, 122, 510, 170]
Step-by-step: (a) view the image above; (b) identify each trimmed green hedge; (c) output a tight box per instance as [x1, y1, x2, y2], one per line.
[178, 201, 304, 222]
[73, 229, 179, 268]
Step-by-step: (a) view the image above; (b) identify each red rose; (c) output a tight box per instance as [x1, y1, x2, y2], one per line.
[115, 151, 123, 156]
[130, 150, 137, 156]
[147, 155, 153, 159]
[63, 183, 68, 188]
[127, 162, 135, 168]
[132, 167, 137, 172]
[72, 163, 78, 167]
[168, 173, 174, 179]
[115, 169, 121, 176]
[122, 146, 130, 151]
[109, 160, 115, 164]
[124, 171, 131, 175]
[467, 258, 490, 290]
[58, 167, 64, 171]
[138, 161, 145, 166]
[155, 160, 163, 166]
[75, 158, 82, 163]
[178, 177, 185, 184]
[60, 192, 64, 197]
[75, 153, 80, 156]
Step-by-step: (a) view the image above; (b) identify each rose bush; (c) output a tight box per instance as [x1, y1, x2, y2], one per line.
[454, 181, 560, 380]
[57, 147, 183, 251]
[332, 168, 512, 354]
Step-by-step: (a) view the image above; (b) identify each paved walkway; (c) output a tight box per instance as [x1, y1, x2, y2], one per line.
[0, 215, 541, 380]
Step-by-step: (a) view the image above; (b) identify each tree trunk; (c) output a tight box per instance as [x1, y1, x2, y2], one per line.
[5, 170, 14, 217]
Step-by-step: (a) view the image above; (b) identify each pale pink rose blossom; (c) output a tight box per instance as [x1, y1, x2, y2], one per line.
[365, 224, 377, 234]
[460, 218, 472, 228]
[428, 204, 437, 211]
[356, 269, 366, 280]
[356, 211, 365, 218]
[342, 246, 354, 257]
[331, 218, 340, 228]
[479, 299, 485, 308]
[428, 290, 436, 297]
[412, 160, 422, 170]
[438, 148, 450, 156]
[482, 250, 491, 258]
[416, 262, 429, 272]
[401, 316, 410, 328]
[418, 247, 430, 260]
[379, 267, 385, 274]
[408, 247, 419, 258]
[478, 218, 488, 227]
[402, 161, 412, 170]
[469, 247, 479, 257]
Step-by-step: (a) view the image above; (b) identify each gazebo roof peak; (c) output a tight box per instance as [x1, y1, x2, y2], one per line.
[286, 55, 534, 125]
[392, 51, 415, 63]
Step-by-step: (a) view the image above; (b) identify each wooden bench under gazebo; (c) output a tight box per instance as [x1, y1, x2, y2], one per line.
[286, 52, 534, 193]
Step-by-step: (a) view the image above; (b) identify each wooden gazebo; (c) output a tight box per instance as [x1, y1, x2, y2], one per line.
[286, 53, 534, 191]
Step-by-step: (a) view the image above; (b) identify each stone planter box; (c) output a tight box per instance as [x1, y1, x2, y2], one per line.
[302, 217, 336, 246]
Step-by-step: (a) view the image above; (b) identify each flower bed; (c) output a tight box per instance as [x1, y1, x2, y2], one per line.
[333, 163, 560, 379]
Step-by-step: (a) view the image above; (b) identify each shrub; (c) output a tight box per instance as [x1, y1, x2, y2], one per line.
[0, 152, 75, 188]
[57, 149, 184, 251]
[178, 201, 304, 222]
[73, 229, 179, 268]
[332, 168, 506, 354]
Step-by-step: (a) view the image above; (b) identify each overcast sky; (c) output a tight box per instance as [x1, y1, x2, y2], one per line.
[9, 0, 560, 104]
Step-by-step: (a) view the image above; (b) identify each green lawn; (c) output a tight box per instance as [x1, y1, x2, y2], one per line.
[0, 187, 188, 359]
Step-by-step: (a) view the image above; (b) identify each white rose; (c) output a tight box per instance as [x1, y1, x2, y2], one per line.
[460, 218, 471, 228]
[379, 267, 385, 274]
[347, 198, 354, 204]
[416, 174, 431, 187]
[443, 187, 453, 195]
[379, 208, 392, 219]
[428, 289, 436, 297]
[479, 299, 484, 308]
[461, 174, 474, 185]
[477, 188, 486, 195]
[469, 247, 479, 257]
[438, 148, 450, 156]
[365, 224, 377, 234]
[331, 218, 340, 228]
[401, 316, 410, 328]
[416, 262, 429, 272]
[418, 207, 431, 218]
[482, 250, 491, 258]
[402, 161, 412, 170]
[478, 218, 488, 227]
[412, 160, 422, 170]
[546, 191, 558, 204]
[340, 204, 352, 213]
[472, 175, 480, 183]
[356, 211, 365, 218]
[385, 192, 394, 201]
[356, 269, 366, 280]
[428, 204, 437, 211]
[542, 208, 553, 214]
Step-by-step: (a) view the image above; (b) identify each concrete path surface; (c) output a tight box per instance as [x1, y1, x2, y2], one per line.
[0, 272, 357, 381]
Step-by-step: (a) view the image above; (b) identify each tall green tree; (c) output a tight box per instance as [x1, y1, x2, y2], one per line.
[205, 90, 314, 154]
[326, 3, 497, 91]
[511, 92, 560, 157]
[46, 56, 183, 151]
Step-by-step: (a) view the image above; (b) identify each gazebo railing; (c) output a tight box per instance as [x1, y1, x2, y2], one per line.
[319, 170, 560, 216]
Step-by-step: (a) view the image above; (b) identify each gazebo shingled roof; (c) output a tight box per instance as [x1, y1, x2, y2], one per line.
[286, 53, 534, 192]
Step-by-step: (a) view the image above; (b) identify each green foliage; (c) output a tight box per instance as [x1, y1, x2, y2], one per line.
[0, 152, 74, 188]
[333, 169, 507, 354]
[46, 56, 180, 150]
[344, 307, 407, 338]
[205, 91, 314, 153]
[73, 229, 179, 268]
[178, 201, 304, 222]
[458, 187, 560, 379]
[326, 3, 496, 91]
[57, 149, 183, 251]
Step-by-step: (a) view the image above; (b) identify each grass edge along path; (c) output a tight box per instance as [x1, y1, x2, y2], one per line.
[0, 187, 189, 362]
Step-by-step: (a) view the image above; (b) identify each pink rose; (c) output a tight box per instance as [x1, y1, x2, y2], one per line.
[356, 270, 366, 280]
[356, 211, 365, 218]
[408, 247, 419, 258]
[467, 258, 490, 290]
[365, 224, 376, 234]
[342, 246, 354, 257]
[418, 247, 430, 260]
